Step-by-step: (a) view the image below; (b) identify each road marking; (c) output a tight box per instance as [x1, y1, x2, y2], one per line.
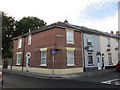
[101, 79, 120, 85]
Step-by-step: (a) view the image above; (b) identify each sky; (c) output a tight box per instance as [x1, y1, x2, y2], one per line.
[0, 0, 119, 33]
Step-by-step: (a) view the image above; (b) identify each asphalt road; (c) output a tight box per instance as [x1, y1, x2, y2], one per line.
[73, 70, 120, 83]
[1, 72, 119, 88]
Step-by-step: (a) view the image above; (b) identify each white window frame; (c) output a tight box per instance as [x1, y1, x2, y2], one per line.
[88, 52, 93, 65]
[107, 38, 110, 46]
[67, 51, 75, 66]
[28, 35, 32, 45]
[116, 39, 118, 47]
[18, 38, 22, 49]
[40, 51, 47, 66]
[16, 54, 21, 65]
[66, 29, 74, 44]
[87, 38, 92, 46]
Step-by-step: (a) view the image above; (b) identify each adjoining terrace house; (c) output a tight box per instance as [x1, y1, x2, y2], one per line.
[99, 31, 119, 69]
[12, 21, 84, 74]
[82, 27, 119, 72]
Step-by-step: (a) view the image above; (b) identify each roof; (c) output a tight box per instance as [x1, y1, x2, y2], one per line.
[12, 21, 82, 40]
[12, 21, 119, 40]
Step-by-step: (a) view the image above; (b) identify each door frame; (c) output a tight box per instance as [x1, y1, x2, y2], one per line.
[26, 52, 31, 71]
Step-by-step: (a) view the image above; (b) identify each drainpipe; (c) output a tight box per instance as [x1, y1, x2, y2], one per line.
[10, 58, 13, 69]
[22, 36, 25, 71]
[81, 32, 86, 72]
[118, 35, 120, 62]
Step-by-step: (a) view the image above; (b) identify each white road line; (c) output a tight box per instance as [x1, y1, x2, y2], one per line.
[101, 79, 120, 85]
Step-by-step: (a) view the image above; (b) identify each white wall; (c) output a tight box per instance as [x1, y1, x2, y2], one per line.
[83, 33, 100, 68]
[100, 35, 118, 66]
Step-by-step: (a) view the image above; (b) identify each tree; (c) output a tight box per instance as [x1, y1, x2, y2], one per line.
[2, 13, 15, 58]
[2, 14, 47, 59]
[14, 16, 46, 37]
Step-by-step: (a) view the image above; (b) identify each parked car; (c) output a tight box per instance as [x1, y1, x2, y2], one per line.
[116, 61, 120, 71]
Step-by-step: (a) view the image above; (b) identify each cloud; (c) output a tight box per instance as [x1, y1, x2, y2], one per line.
[78, 1, 118, 20]
[77, 11, 118, 32]
[0, 0, 119, 32]
[74, 0, 119, 32]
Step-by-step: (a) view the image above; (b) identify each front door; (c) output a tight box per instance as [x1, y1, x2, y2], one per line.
[97, 56, 102, 70]
[26, 55, 30, 71]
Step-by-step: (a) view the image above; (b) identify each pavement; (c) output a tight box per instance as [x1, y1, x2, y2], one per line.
[2, 68, 116, 79]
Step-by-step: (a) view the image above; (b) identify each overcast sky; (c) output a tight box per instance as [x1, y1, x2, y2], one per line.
[0, 0, 119, 33]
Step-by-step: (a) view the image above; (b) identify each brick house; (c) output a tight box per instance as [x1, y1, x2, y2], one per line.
[12, 21, 83, 74]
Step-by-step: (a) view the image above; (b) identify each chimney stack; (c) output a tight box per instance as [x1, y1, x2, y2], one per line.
[111, 31, 114, 34]
[64, 19, 68, 23]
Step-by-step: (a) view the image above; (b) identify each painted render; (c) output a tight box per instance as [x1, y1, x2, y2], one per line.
[100, 35, 118, 67]
[83, 33, 101, 71]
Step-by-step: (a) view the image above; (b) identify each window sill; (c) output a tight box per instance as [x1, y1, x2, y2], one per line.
[87, 45, 93, 47]
[40, 64, 47, 66]
[67, 64, 75, 66]
[67, 42, 74, 44]
[16, 64, 20, 65]
[88, 64, 94, 66]
[28, 43, 31, 46]
[17, 47, 21, 49]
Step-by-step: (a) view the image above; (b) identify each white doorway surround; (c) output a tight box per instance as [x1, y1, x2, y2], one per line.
[26, 52, 31, 71]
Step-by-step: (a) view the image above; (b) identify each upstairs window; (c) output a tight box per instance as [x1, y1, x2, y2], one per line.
[28, 35, 31, 45]
[18, 38, 22, 49]
[87, 38, 92, 46]
[116, 39, 118, 47]
[107, 38, 110, 47]
[66, 29, 74, 44]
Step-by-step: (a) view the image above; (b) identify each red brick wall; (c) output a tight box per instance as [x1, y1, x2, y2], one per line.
[54, 28, 83, 69]
[13, 27, 83, 69]
[13, 28, 56, 67]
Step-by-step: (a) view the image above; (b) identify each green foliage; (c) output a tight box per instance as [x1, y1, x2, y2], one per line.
[2, 14, 15, 58]
[2, 13, 47, 59]
[14, 16, 46, 37]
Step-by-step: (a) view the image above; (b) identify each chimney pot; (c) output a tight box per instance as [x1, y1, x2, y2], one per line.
[111, 31, 114, 34]
[64, 19, 68, 23]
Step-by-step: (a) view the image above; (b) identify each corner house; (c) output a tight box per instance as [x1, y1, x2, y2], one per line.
[12, 21, 83, 74]
[12, 21, 119, 74]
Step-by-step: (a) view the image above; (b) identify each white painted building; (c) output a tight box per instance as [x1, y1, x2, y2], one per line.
[82, 26, 119, 71]
[99, 33, 118, 68]
[83, 32, 101, 71]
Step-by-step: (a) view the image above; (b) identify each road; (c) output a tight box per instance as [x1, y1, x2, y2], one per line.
[73, 70, 120, 83]
[1, 71, 120, 88]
